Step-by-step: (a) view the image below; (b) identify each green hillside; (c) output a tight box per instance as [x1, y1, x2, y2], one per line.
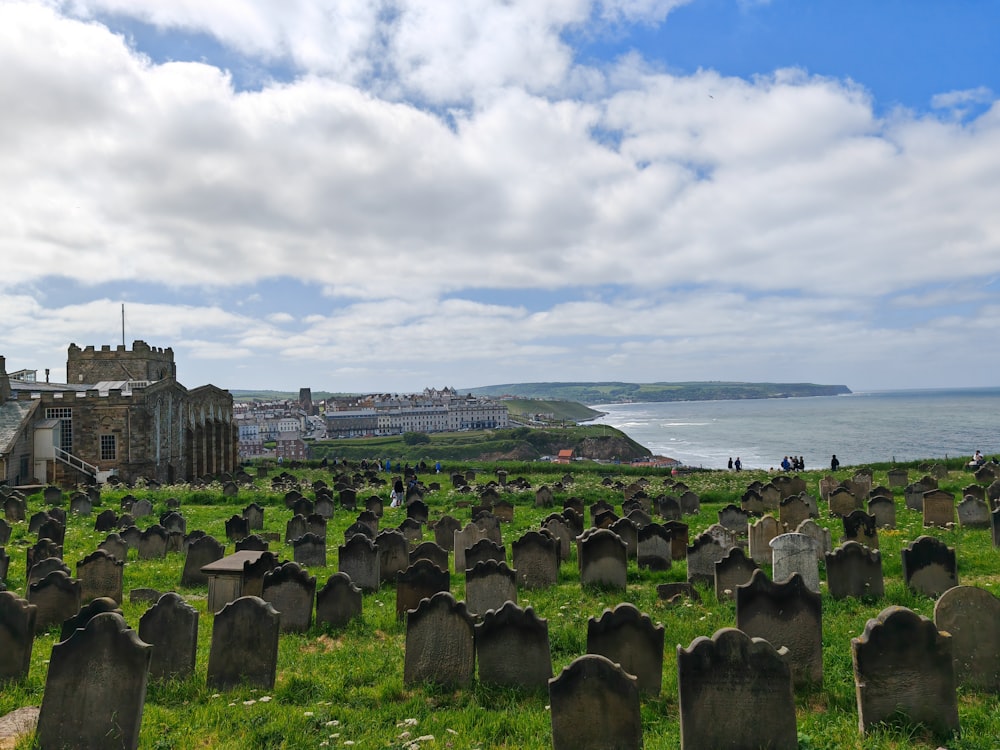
[503, 398, 604, 423]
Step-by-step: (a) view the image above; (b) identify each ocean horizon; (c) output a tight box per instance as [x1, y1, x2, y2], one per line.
[592, 386, 1000, 471]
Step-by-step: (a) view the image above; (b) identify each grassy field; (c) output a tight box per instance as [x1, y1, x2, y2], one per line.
[1, 459, 997, 749]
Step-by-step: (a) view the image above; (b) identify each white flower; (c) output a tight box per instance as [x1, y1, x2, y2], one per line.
[303, 711, 314, 717]
[243, 700, 256, 706]
[259, 696, 272, 702]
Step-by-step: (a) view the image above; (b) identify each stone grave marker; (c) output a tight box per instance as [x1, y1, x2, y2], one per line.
[842, 509, 879, 548]
[285, 514, 308, 544]
[132, 498, 153, 518]
[94, 509, 118, 533]
[963, 483, 986, 501]
[535, 485, 554, 508]
[37, 612, 151, 750]
[923, 489, 956, 528]
[138, 592, 199, 681]
[410, 541, 449, 572]
[3, 496, 26, 523]
[224, 515, 249, 543]
[474, 511, 502, 545]
[748, 514, 780, 564]
[578, 528, 627, 590]
[315, 572, 362, 629]
[292, 531, 327, 567]
[292, 497, 314, 518]
[314, 496, 334, 520]
[338, 488, 357, 511]
[397, 517, 423, 546]
[377, 529, 410, 584]
[609, 517, 638, 559]
[958, 496, 991, 529]
[778, 496, 810, 535]
[549, 654, 642, 750]
[902, 535, 958, 597]
[736, 569, 822, 688]
[338, 534, 379, 592]
[27, 557, 71, 589]
[242, 502, 264, 530]
[305, 513, 327, 539]
[887, 467, 909, 487]
[852, 605, 959, 738]
[718, 504, 750, 536]
[829, 487, 861, 517]
[465, 559, 517, 617]
[76, 548, 124, 604]
[355, 509, 379, 537]
[867, 495, 896, 529]
[770, 532, 820, 592]
[26, 538, 62, 573]
[181, 535, 225, 586]
[475, 602, 551, 688]
[740, 489, 764, 515]
[934, 585, 1000, 691]
[714, 547, 759, 601]
[512, 530, 559, 588]
[262, 562, 317, 633]
[137, 525, 168, 560]
[432, 515, 461, 551]
[826, 541, 883, 600]
[160, 511, 186, 536]
[904, 481, 929, 511]
[395, 559, 450, 620]
[403, 592, 475, 687]
[686, 531, 728, 587]
[541, 515, 573, 562]
[587, 603, 664, 695]
[99, 532, 129, 563]
[637, 523, 672, 571]
[759, 483, 781, 512]
[241, 551, 280, 599]
[658, 494, 682, 521]
[207, 596, 280, 690]
[0, 547, 8, 584]
[453, 522, 488, 573]
[0, 591, 37, 682]
[43, 486, 63, 506]
[465, 538, 506, 571]
[69, 495, 92, 516]
[0, 518, 11, 546]
[235, 534, 268, 552]
[794, 519, 832, 561]
[59, 597, 122, 641]
[662, 520, 689, 561]
[28, 570, 81, 633]
[677, 627, 796, 750]
[680, 490, 701, 515]
[37, 517, 66, 547]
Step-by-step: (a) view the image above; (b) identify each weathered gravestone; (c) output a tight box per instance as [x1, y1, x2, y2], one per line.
[235, 534, 268, 552]
[396, 559, 450, 620]
[686, 531, 729, 587]
[76, 548, 124, 604]
[398, 517, 424, 546]
[207, 596, 280, 690]
[27, 557, 71, 589]
[826, 541, 884, 600]
[549, 654, 642, 750]
[285, 514, 308, 544]
[292, 532, 327, 567]
[465, 559, 517, 617]
[587, 602, 664, 695]
[4, 496, 26, 523]
[453, 523, 488, 573]
[957, 496, 990, 529]
[403, 592, 475, 687]
[718, 504, 750, 537]
[241, 551, 280, 600]
[99, 532, 129, 564]
[852, 605, 959, 738]
[159, 511, 186, 536]
[291, 497, 314, 518]
[677, 627, 796, 750]
[224, 515, 250, 543]
[714, 547, 759, 602]
[0, 591, 37, 682]
[512, 530, 559, 588]
[993, 506, 1000, 548]
[37, 612, 151, 750]
[475, 602, 552, 689]
[26, 538, 62, 573]
[305, 513, 327, 540]
[28, 570, 81, 633]
[262, 562, 317, 633]
[637, 523, 672, 571]
[37, 517, 66, 547]
[410, 541, 449, 572]
[829, 487, 861, 517]
[794, 518, 832, 561]
[465, 538, 507, 570]
[0, 547, 7, 585]
[138, 592, 199, 681]
[887, 467, 909, 487]
[578, 528, 627, 590]
[242, 502, 265, 530]
[902, 535, 958, 597]
[609, 517, 638, 559]
[431, 515, 461, 551]
[934, 585, 1000, 691]
[181, 535, 225, 586]
[337, 534, 378, 592]
[137, 525, 168, 560]
[69, 495, 92, 516]
[867, 495, 896, 529]
[535, 485, 554, 508]
[59, 597, 122, 641]
[43, 486, 63, 506]
[679, 490, 701, 515]
[748, 514, 781, 564]
[736, 569, 823, 688]
[132, 498, 153, 519]
[0, 518, 10, 546]
[541, 515, 573, 562]
[923, 489, 956, 528]
[376, 529, 411, 584]
[842, 509, 879, 548]
[770, 533, 820, 593]
[315, 572, 362, 629]
[904, 481, 930, 511]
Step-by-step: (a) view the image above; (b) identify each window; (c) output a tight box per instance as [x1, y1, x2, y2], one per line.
[100, 434, 117, 461]
[45, 407, 72, 452]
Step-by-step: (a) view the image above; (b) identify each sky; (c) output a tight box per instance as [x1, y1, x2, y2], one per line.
[2, 0, 1000, 394]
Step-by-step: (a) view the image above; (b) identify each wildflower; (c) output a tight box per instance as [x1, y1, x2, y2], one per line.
[243, 700, 256, 706]
[326, 720, 340, 727]
[303, 711, 314, 717]
[259, 696, 272, 702]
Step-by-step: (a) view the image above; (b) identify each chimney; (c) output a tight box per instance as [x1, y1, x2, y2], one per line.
[46, 368, 50, 383]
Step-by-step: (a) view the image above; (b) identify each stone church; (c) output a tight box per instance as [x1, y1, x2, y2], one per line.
[0, 341, 237, 487]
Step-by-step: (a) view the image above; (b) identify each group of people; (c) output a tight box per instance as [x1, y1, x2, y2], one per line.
[727, 457, 742, 472]
[780, 455, 806, 472]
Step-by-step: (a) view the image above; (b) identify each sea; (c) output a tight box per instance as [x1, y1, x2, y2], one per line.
[591, 387, 1000, 471]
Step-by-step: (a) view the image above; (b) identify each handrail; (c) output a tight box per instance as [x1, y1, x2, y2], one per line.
[54, 447, 98, 478]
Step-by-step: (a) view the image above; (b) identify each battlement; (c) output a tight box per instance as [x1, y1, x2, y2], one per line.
[67, 340, 176, 384]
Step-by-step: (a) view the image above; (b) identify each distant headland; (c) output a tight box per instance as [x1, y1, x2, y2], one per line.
[463, 381, 852, 405]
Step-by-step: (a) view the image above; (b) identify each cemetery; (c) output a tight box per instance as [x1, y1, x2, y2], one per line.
[1, 459, 999, 748]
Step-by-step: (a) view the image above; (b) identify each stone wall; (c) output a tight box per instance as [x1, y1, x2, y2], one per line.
[66, 341, 176, 384]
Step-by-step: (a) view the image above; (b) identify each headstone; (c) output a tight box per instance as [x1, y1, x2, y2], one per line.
[395, 559, 450, 620]
[663, 520, 689, 561]
[338, 535, 379, 592]
[852, 605, 959, 737]
[736, 569, 823, 688]
[76, 549, 124, 604]
[933, 585, 1000, 691]
[242, 503, 265, 530]
[27, 557, 71, 589]
[376, 529, 410, 584]
[315, 572, 363, 629]
[99, 533, 129, 563]
[181, 535, 225, 586]
[69, 495, 92, 516]
[0, 518, 10, 547]
[636, 523, 672, 571]
[828, 487, 861, 517]
[887, 467, 909, 487]
[305, 513, 327, 540]
[363, 495, 383, 518]
[0, 591, 37, 682]
[679, 490, 701, 515]
[28, 570, 81, 633]
[587, 603, 664, 695]
[549, 654, 642, 750]
[714, 547, 759, 602]
[206, 596, 280, 690]
[826, 541, 884, 600]
[778, 496, 810, 533]
[235, 534, 268, 552]
[285, 514, 308, 544]
[747, 514, 780, 564]
[535, 486, 554, 508]
[923, 489, 956, 528]
[794, 519, 832, 561]
[26, 538, 62, 573]
[474, 511, 502, 545]
[957, 496, 991, 529]
[658, 495, 682, 521]
[993, 506, 1000, 548]
[262, 562, 317, 633]
[904, 481, 929, 511]
[132, 498, 153, 518]
[292, 497, 314, 518]
[397, 517, 424, 546]
[43, 486, 63, 506]
[677, 627, 796, 750]
[770, 533, 820, 593]
[902, 535, 958, 597]
[409, 541, 449, 572]
[406, 499, 429, 525]
[292, 531, 327, 568]
[475, 602, 551, 688]
[578, 528, 627, 590]
[718, 504, 750, 537]
[867, 495, 896, 529]
[59, 596, 123, 641]
[464, 538, 506, 571]
[512, 531, 559, 589]
[432, 515, 462, 552]
[137, 525, 168, 560]
[222, 481, 238, 498]
[453, 523, 488, 573]
[842, 509, 879, 548]
[138, 592, 199, 681]
[686, 532, 728, 587]
[541, 515, 573, 562]
[37, 518, 66, 547]
[160, 511, 186, 536]
[465, 559, 517, 617]
[37, 612, 151, 750]
[403, 592, 475, 687]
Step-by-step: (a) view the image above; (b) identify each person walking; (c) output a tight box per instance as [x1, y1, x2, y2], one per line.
[830, 454, 840, 471]
[734, 457, 742, 472]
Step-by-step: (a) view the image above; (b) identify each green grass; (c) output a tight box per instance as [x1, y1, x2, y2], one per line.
[2, 460, 997, 749]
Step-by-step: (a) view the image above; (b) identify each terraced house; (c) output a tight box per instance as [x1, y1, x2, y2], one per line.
[0, 341, 237, 487]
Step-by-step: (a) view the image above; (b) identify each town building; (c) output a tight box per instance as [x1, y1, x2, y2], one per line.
[0, 341, 237, 487]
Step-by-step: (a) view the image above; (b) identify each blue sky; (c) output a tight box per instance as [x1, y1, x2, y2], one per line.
[2, 1, 999, 393]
